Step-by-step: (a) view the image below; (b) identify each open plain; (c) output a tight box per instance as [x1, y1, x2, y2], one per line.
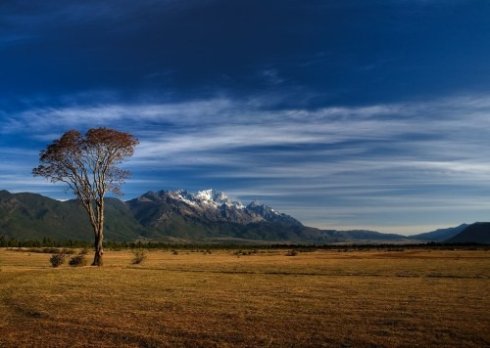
[0, 247, 489, 347]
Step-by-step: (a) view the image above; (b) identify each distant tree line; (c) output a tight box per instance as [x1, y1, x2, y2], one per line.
[0, 236, 91, 248]
[0, 236, 488, 251]
[0, 236, 153, 249]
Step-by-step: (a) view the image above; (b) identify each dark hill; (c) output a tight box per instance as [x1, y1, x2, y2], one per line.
[318, 229, 412, 243]
[446, 222, 490, 244]
[0, 190, 144, 242]
[409, 224, 469, 242]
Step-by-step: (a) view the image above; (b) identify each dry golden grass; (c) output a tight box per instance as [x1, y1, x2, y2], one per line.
[0, 248, 489, 347]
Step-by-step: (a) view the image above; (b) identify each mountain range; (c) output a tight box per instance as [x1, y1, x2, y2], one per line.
[0, 189, 488, 244]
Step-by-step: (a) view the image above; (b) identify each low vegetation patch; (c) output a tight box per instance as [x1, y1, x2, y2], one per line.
[13, 247, 78, 255]
[49, 253, 66, 267]
[131, 249, 147, 265]
[68, 254, 88, 267]
[233, 249, 257, 256]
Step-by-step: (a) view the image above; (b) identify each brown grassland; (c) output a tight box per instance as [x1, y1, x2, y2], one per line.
[0, 247, 489, 347]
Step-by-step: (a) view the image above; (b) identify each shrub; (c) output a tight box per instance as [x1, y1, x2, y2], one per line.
[69, 254, 87, 267]
[171, 249, 178, 255]
[233, 249, 257, 256]
[132, 249, 147, 265]
[49, 253, 66, 267]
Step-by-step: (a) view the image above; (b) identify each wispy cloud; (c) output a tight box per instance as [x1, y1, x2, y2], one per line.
[2, 93, 490, 234]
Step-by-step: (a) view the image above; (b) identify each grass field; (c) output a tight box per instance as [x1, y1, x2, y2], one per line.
[0, 247, 489, 347]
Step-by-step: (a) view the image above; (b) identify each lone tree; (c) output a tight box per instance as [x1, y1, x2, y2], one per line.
[33, 128, 138, 266]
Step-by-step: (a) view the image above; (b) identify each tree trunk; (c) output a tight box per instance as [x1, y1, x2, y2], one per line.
[92, 231, 104, 266]
[92, 198, 105, 266]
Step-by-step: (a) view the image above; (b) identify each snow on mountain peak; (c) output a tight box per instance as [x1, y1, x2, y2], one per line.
[247, 201, 280, 216]
[169, 190, 198, 207]
[195, 189, 217, 202]
[170, 189, 245, 209]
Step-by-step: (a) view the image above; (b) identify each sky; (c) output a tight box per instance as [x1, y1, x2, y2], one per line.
[1, 0, 490, 235]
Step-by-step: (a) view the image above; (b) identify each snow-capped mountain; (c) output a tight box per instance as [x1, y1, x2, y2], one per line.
[0, 189, 420, 244]
[128, 189, 302, 227]
[125, 188, 316, 241]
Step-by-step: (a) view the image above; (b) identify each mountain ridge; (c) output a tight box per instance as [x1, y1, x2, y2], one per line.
[128, 189, 301, 227]
[1, 189, 487, 244]
[408, 224, 469, 242]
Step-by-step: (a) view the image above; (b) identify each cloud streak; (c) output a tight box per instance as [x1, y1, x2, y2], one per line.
[2, 93, 490, 234]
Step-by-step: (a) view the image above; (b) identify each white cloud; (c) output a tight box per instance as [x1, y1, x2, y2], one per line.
[3, 93, 490, 233]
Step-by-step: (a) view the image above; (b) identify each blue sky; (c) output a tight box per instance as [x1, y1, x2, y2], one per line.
[2, 0, 490, 234]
